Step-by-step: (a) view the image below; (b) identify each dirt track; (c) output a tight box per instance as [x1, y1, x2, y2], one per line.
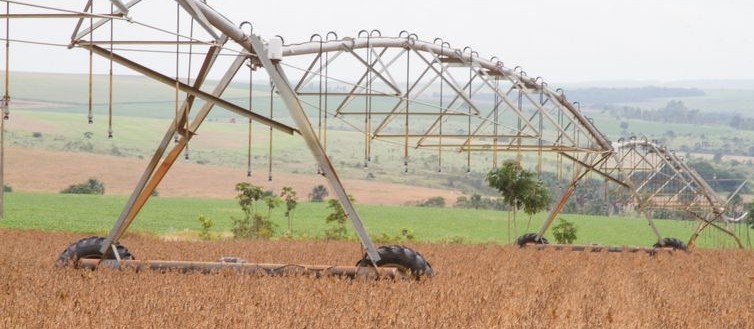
[4, 147, 459, 205]
[2, 230, 752, 328]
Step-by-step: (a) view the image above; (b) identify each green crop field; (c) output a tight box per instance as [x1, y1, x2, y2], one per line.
[0, 192, 749, 249]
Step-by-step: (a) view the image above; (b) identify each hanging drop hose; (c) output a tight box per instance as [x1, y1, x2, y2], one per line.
[491, 57, 500, 169]
[537, 78, 546, 176]
[107, 2, 113, 138]
[241, 21, 253, 177]
[173, 2, 180, 143]
[247, 60, 253, 177]
[403, 38, 410, 174]
[3, 1, 10, 119]
[516, 71, 524, 164]
[464, 47, 473, 173]
[268, 79, 274, 182]
[87, 0, 93, 124]
[434, 38, 447, 173]
[358, 30, 370, 169]
[184, 15, 194, 160]
[311, 33, 323, 174]
[323, 32, 337, 159]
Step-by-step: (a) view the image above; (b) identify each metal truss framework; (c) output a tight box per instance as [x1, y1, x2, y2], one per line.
[597, 138, 743, 248]
[0, 0, 744, 256]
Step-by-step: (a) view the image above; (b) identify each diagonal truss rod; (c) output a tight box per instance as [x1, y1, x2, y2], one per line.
[100, 42, 240, 251]
[79, 43, 297, 135]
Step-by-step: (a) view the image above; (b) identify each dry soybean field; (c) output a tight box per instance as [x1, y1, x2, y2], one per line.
[1, 229, 753, 328]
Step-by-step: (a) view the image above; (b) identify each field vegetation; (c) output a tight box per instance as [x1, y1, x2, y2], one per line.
[1, 230, 752, 328]
[0, 192, 750, 249]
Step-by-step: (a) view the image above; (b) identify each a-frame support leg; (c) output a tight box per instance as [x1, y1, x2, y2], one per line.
[100, 52, 248, 253]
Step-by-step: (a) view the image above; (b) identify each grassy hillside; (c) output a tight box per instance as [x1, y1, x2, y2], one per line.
[0, 192, 749, 249]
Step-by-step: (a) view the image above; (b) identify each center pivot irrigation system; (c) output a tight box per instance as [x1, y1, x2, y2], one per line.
[0, 1, 747, 279]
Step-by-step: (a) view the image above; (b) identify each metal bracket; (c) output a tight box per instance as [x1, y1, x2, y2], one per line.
[111, 244, 122, 267]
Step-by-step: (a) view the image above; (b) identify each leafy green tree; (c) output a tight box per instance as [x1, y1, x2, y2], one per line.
[487, 160, 550, 234]
[309, 184, 328, 202]
[553, 218, 578, 244]
[280, 186, 298, 233]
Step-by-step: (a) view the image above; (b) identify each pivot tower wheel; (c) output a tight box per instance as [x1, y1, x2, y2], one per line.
[56, 236, 134, 268]
[356, 245, 433, 279]
[515, 233, 549, 247]
[653, 237, 688, 251]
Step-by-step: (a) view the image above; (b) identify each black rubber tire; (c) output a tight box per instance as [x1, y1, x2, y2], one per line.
[55, 236, 134, 268]
[515, 233, 549, 247]
[653, 237, 688, 251]
[356, 245, 433, 279]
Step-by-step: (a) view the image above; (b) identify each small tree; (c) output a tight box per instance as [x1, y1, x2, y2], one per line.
[232, 182, 275, 239]
[197, 215, 214, 240]
[263, 195, 282, 222]
[309, 185, 329, 202]
[487, 160, 549, 237]
[324, 196, 354, 240]
[280, 186, 298, 233]
[552, 218, 578, 244]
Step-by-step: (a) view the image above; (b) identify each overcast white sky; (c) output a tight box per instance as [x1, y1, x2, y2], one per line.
[3, 0, 753, 83]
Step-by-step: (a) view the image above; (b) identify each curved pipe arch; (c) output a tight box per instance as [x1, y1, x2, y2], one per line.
[280, 35, 611, 151]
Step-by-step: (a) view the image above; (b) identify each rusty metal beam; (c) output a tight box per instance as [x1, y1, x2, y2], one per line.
[520, 244, 681, 254]
[80, 43, 297, 135]
[79, 259, 400, 279]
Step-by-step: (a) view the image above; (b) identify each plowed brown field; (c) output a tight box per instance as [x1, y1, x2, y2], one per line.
[2, 229, 753, 328]
[4, 147, 459, 205]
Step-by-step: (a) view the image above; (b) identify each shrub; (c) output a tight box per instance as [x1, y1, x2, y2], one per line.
[553, 218, 578, 244]
[309, 185, 328, 202]
[372, 228, 416, 244]
[3, 185, 11, 192]
[61, 178, 105, 195]
[419, 196, 445, 208]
